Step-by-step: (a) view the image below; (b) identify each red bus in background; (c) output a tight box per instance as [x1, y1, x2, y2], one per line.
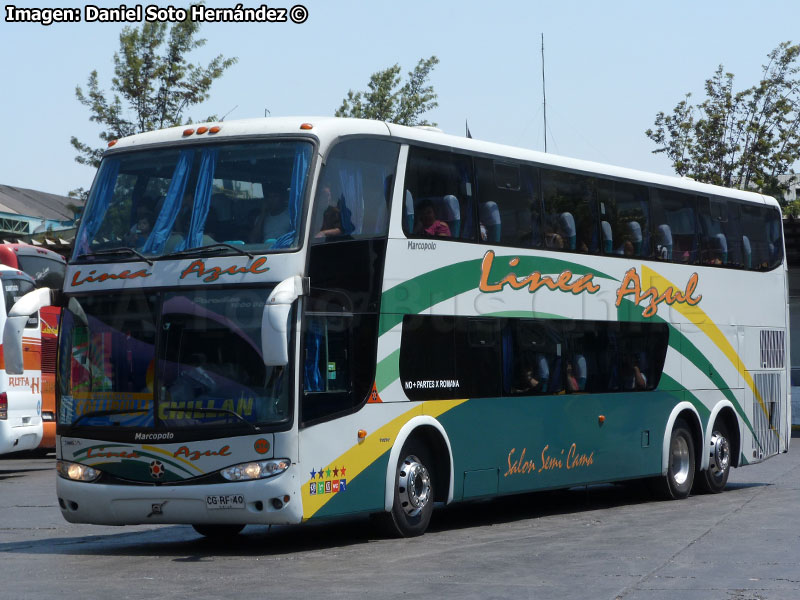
[0, 244, 66, 450]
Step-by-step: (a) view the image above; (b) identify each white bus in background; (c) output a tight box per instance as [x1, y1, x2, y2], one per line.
[0, 266, 42, 454]
[2, 117, 789, 537]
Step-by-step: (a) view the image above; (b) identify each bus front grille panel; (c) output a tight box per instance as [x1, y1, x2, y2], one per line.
[759, 329, 785, 369]
[752, 372, 781, 458]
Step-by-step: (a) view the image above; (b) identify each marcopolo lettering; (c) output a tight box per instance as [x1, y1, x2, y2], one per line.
[408, 240, 437, 251]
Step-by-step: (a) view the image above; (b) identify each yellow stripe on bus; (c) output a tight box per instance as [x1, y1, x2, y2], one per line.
[640, 265, 774, 438]
[301, 399, 468, 520]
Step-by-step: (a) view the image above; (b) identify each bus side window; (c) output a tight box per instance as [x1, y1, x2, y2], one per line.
[475, 159, 541, 247]
[651, 188, 698, 264]
[507, 320, 563, 395]
[541, 169, 598, 253]
[302, 314, 353, 422]
[599, 180, 651, 258]
[403, 146, 475, 240]
[698, 197, 743, 267]
[311, 139, 399, 243]
[740, 203, 783, 270]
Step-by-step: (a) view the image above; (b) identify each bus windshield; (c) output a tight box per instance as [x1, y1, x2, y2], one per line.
[57, 288, 290, 431]
[73, 140, 314, 261]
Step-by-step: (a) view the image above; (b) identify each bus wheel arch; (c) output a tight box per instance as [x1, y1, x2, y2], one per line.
[655, 403, 702, 499]
[695, 403, 739, 494]
[379, 417, 453, 536]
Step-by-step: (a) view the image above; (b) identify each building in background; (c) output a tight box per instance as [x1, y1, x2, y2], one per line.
[0, 184, 79, 256]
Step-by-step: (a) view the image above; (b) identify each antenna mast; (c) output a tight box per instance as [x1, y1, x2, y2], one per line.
[541, 33, 547, 153]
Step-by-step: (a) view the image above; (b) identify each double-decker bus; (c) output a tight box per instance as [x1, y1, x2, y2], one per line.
[3, 117, 788, 537]
[0, 244, 66, 450]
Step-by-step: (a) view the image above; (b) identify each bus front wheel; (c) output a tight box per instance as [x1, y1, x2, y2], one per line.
[654, 418, 695, 500]
[382, 440, 435, 537]
[192, 523, 245, 538]
[695, 421, 731, 494]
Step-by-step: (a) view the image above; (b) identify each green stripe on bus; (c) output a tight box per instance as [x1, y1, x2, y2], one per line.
[620, 298, 757, 441]
[378, 255, 617, 336]
[376, 349, 400, 393]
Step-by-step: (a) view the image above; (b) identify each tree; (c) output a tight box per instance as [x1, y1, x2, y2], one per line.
[336, 56, 440, 126]
[646, 42, 800, 201]
[70, 17, 237, 175]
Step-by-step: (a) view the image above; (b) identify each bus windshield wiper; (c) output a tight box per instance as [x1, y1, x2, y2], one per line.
[188, 407, 259, 432]
[162, 243, 254, 260]
[68, 409, 150, 430]
[76, 247, 154, 266]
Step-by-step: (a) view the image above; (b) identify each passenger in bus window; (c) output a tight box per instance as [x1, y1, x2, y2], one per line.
[566, 360, 580, 392]
[125, 210, 152, 248]
[544, 228, 564, 249]
[314, 184, 344, 238]
[621, 239, 635, 257]
[414, 199, 451, 237]
[621, 353, 647, 390]
[513, 353, 549, 394]
[251, 190, 290, 243]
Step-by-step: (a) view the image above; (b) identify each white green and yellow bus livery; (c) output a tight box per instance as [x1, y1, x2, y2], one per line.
[4, 117, 788, 537]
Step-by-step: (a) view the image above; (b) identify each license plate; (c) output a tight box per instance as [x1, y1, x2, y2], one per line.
[205, 494, 245, 509]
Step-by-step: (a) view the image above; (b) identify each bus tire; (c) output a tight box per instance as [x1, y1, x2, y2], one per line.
[654, 418, 695, 500]
[192, 523, 245, 538]
[382, 439, 435, 537]
[695, 420, 731, 494]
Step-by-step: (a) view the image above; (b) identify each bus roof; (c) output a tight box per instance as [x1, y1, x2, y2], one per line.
[106, 116, 779, 209]
[0, 263, 35, 283]
[0, 243, 66, 263]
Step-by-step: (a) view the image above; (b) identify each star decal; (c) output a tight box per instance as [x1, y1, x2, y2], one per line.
[333, 467, 339, 477]
[326, 468, 332, 478]
[340, 466, 346, 476]
[310, 468, 317, 479]
[318, 469, 325, 479]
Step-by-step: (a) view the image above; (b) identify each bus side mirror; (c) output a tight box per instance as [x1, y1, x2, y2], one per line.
[3, 287, 55, 375]
[261, 276, 308, 366]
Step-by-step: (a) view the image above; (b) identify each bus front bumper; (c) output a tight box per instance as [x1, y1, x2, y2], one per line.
[56, 474, 303, 526]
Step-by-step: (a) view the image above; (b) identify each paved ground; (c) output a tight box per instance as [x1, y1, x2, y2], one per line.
[1, 437, 798, 600]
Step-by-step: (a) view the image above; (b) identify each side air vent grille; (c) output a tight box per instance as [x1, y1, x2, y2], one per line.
[752, 372, 781, 458]
[760, 329, 785, 369]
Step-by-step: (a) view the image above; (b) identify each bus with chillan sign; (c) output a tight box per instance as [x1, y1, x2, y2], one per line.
[3, 117, 789, 537]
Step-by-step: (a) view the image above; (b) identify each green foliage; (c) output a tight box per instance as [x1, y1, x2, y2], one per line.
[336, 56, 440, 126]
[646, 42, 800, 202]
[784, 199, 800, 218]
[71, 16, 237, 171]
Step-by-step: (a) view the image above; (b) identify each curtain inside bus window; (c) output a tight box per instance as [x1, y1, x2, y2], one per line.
[75, 158, 121, 256]
[338, 166, 364, 236]
[273, 144, 311, 249]
[304, 317, 324, 392]
[311, 140, 398, 243]
[183, 148, 218, 249]
[142, 149, 194, 253]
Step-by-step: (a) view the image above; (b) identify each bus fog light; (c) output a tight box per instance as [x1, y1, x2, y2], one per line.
[221, 459, 290, 481]
[56, 460, 101, 482]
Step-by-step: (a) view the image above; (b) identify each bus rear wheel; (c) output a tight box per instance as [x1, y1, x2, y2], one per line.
[653, 418, 695, 500]
[192, 523, 245, 538]
[381, 440, 435, 537]
[695, 421, 731, 494]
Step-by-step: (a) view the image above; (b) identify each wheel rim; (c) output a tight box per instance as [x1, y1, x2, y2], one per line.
[398, 454, 431, 517]
[671, 434, 691, 486]
[708, 431, 730, 480]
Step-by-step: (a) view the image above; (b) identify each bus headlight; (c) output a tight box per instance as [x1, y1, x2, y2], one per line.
[56, 460, 101, 482]
[221, 459, 290, 481]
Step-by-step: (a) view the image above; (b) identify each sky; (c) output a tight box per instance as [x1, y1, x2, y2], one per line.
[2, 0, 799, 197]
